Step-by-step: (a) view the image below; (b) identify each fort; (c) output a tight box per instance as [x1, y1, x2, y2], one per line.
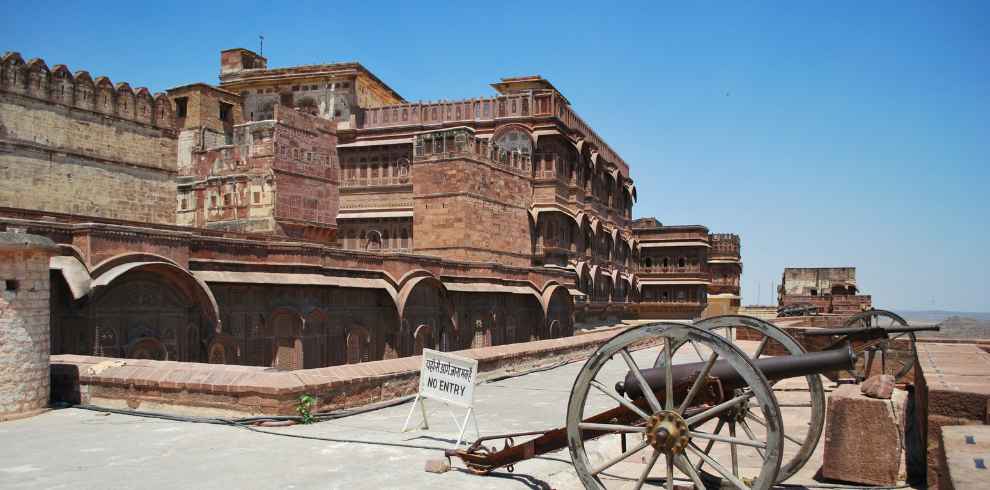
[0, 48, 741, 373]
[1, 47, 987, 490]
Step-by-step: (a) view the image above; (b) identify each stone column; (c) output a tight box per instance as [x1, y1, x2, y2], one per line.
[0, 232, 57, 421]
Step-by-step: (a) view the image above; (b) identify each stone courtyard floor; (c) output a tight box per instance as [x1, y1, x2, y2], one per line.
[1, 341, 839, 490]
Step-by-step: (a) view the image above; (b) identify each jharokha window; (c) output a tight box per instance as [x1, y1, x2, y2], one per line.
[494, 129, 532, 156]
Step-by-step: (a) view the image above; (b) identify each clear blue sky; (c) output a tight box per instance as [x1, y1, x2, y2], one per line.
[4, 1, 988, 311]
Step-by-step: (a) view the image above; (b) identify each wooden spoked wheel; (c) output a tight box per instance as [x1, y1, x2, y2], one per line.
[676, 315, 825, 483]
[566, 322, 783, 490]
[843, 309, 915, 381]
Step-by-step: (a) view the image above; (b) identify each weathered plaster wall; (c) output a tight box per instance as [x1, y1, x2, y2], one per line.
[0, 144, 176, 224]
[0, 93, 177, 224]
[0, 233, 56, 421]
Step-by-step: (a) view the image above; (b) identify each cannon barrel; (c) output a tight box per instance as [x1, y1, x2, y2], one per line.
[802, 325, 940, 337]
[618, 346, 856, 400]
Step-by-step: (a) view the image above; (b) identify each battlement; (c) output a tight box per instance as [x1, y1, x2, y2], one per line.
[709, 233, 741, 258]
[0, 52, 175, 130]
[710, 233, 739, 243]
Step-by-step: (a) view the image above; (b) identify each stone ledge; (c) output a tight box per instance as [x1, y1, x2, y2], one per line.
[938, 425, 990, 490]
[915, 343, 990, 488]
[51, 326, 640, 416]
[917, 343, 990, 422]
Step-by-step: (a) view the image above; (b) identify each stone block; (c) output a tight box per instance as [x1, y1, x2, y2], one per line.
[424, 458, 450, 474]
[861, 374, 896, 399]
[822, 383, 907, 485]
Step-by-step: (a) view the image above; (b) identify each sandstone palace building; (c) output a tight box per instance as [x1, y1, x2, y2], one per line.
[0, 49, 741, 369]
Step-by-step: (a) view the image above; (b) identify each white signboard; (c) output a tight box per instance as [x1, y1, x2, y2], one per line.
[402, 349, 480, 447]
[418, 349, 478, 408]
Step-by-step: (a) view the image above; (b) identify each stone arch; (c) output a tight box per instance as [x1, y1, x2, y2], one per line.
[492, 122, 535, 147]
[575, 261, 594, 298]
[271, 307, 304, 370]
[91, 252, 181, 278]
[599, 272, 615, 303]
[126, 337, 167, 360]
[396, 274, 456, 353]
[366, 229, 383, 251]
[81, 256, 224, 361]
[582, 220, 594, 257]
[89, 260, 220, 333]
[601, 229, 614, 262]
[304, 308, 330, 369]
[412, 323, 433, 355]
[346, 326, 372, 364]
[55, 243, 87, 267]
[208, 342, 226, 364]
[207, 334, 240, 365]
[541, 284, 574, 339]
[50, 254, 91, 301]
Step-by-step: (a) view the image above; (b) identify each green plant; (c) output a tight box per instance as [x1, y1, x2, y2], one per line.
[296, 394, 316, 424]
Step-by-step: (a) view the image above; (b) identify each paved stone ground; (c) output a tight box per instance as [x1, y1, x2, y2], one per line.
[0, 339, 833, 489]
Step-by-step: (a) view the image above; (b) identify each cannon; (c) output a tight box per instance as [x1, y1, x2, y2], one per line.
[819, 309, 938, 381]
[444, 316, 936, 489]
[776, 302, 820, 317]
[447, 321, 855, 489]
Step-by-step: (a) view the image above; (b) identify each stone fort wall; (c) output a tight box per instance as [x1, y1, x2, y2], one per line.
[0, 52, 177, 225]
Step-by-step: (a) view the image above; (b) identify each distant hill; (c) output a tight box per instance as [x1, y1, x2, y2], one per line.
[895, 309, 990, 324]
[892, 310, 990, 340]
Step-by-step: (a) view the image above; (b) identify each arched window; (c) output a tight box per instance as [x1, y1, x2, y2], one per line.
[366, 230, 382, 251]
[346, 328, 371, 363]
[494, 128, 532, 156]
[413, 324, 433, 355]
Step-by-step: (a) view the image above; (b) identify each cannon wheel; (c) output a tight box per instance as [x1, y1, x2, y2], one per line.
[567, 322, 783, 490]
[843, 309, 915, 381]
[678, 315, 826, 483]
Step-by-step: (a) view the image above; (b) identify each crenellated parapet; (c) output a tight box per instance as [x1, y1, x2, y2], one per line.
[0, 52, 174, 130]
[709, 233, 741, 260]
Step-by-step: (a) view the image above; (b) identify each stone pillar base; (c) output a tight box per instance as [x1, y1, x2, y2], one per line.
[822, 383, 908, 485]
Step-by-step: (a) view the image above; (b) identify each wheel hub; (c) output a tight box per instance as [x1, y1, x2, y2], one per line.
[645, 411, 690, 453]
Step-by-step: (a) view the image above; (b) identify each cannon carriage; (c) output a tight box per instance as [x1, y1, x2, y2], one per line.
[445, 314, 937, 489]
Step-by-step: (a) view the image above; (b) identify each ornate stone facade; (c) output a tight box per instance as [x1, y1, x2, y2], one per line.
[0, 48, 740, 370]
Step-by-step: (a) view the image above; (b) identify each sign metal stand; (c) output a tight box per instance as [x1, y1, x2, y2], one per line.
[401, 349, 480, 447]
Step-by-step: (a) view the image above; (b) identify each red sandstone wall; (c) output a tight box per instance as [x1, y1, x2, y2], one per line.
[271, 106, 338, 230]
[413, 157, 532, 266]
